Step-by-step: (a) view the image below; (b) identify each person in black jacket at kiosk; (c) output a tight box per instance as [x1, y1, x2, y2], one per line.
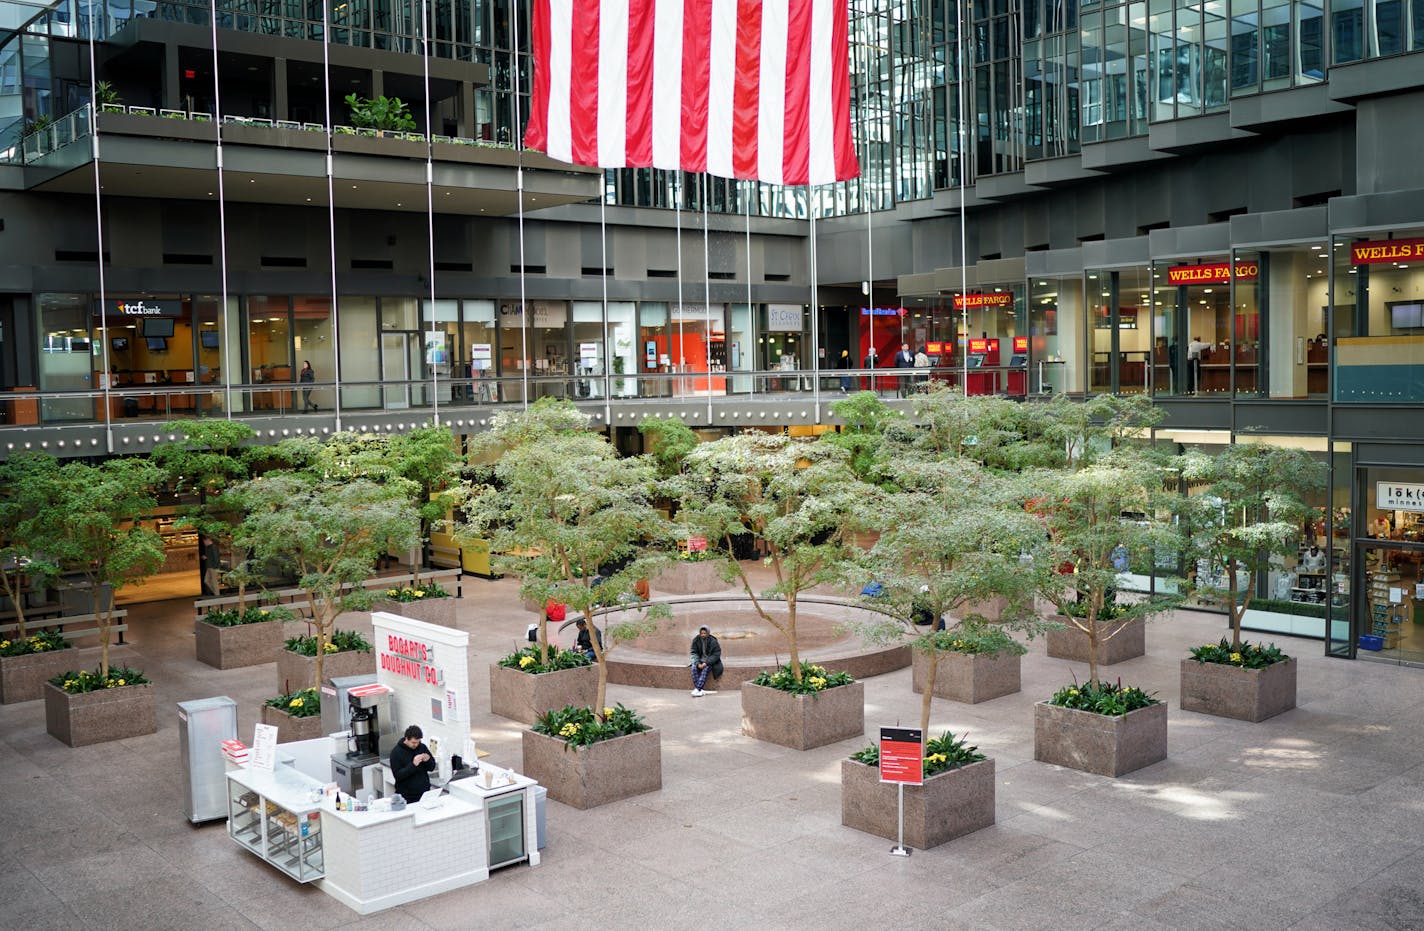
[689, 626, 723, 696]
[390, 725, 437, 804]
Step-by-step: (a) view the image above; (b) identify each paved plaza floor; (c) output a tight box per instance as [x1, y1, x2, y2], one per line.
[3, 570, 1424, 930]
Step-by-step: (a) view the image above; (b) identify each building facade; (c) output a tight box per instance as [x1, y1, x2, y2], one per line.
[2, 0, 1423, 664]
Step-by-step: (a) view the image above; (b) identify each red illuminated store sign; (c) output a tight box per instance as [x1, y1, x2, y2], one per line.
[1351, 238, 1424, 265]
[1166, 262, 1259, 285]
[953, 293, 1013, 309]
[967, 338, 996, 354]
[879, 727, 923, 785]
[1012, 336, 1028, 353]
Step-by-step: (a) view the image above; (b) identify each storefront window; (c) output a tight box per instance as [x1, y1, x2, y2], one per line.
[460, 300, 497, 403]
[424, 299, 461, 405]
[1328, 441, 1352, 656]
[37, 292, 91, 422]
[1332, 230, 1424, 403]
[1030, 276, 1077, 393]
[379, 298, 426, 410]
[762, 303, 807, 376]
[193, 295, 237, 415]
[1248, 243, 1330, 399]
[101, 293, 192, 421]
[1358, 466, 1424, 663]
[291, 296, 334, 412]
[1232, 250, 1263, 397]
[1153, 256, 1236, 396]
[728, 303, 754, 394]
[637, 302, 668, 397]
[337, 296, 379, 410]
[1084, 267, 1150, 394]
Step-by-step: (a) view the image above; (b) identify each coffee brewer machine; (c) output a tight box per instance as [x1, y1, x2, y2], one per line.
[330, 683, 393, 797]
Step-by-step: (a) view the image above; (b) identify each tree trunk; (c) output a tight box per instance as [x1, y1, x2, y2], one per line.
[537, 611, 549, 666]
[785, 594, 801, 681]
[0, 570, 26, 639]
[1228, 559, 1243, 650]
[920, 650, 938, 739]
[586, 607, 608, 715]
[310, 593, 328, 690]
[1086, 590, 1103, 686]
[98, 585, 115, 677]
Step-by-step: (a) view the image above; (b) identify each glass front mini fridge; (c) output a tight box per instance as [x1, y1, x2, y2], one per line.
[486, 791, 527, 869]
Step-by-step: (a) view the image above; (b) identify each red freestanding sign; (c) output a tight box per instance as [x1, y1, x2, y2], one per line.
[879, 727, 923, 786]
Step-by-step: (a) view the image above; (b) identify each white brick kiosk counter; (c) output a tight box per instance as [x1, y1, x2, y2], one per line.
[319, 795, 485, 914]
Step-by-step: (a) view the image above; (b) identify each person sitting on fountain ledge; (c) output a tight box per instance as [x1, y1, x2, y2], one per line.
[689, 625, 723, 697]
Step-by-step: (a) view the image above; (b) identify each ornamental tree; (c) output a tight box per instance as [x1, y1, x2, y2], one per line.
[1178, 443, 1327, 650]
[853, 457, 1049, 738]
[0, 453, 64, 638]
[1030, 449, 1183, 685]
[40, 458, 167, 676]
[459, 402, 672, 713]
[668, 431, 875, 684]
[821, 390, 903, 482]
[229, 465, 419, 690]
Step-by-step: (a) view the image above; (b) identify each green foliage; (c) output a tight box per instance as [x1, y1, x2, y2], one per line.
[1060, 599, 1129, 622]
[850, 731, 986, 777]
[750, 661, 854, 695]
[1177, 443, 1327, 649]
[1189, 637, 1289, 668]
[266, 687, 321, 717]
[344, 93, 417, 131]
[919, 623, 1027, 656]
[50, 666, 149, 693]
[668, 431, 871, 681]
[21, 114, 53, 138]
[379, 581, 450, 602]
[1246, 598, 1330, 618]
[1049, 679, 1157, 715]
[204, 605, 293, 627]
[0, 453, 65, 638]
[497, 645, 591, 674]
[532, 703, 649, 748]
[284, 630, 372, 656]
[0, 629, 70, 657]
[822, 391, 902, 481]
[95, 81, 120, 105]
[637, 415, 699, 479]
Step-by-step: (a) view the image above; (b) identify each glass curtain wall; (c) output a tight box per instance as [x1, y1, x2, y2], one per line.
[1030, 275, 1080, 393]
[1331, 229, 1424, 403]
[1085, 266, 1152, 394]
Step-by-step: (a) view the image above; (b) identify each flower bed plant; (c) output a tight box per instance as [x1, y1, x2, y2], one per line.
[285, 630, 371, 656]
[381, 581, 449, 602]
[266, 687, 321, 718]
[0, 629, 70, 657]
[1188, 638, 1288, 669]
[1048, 678, 1157, 715]
[936, 625, 1027, 657]
[851, 730, 985, 778]
[532, 703, 648, 748]
[204, 605, 293, 627]
[750, 660, 854, 695]
[1060, 599, 1129, 622]
[50, 665, 149, 694]
[498, 645, 591, 675]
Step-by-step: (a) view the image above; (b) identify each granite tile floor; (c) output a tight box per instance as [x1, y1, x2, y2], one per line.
[3, 569, 1424, 930]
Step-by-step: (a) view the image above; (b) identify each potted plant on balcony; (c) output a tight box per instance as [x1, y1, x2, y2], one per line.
[669, 431, 873, 749]
[194, 604, 293, 670]
[523, 703, 660, 809]
[1176, 444, 1324, 721]
[460, 400, 672, 724]
[260, 687, 324, 742]
[39, 458, 165, 745]
[229, 437, 419, 694]
[96, 81, 124, 113]
[842, 730, 995, 848]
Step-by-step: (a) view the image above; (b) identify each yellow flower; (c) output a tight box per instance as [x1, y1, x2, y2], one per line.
[0, 640, 9, 649]
[387, 589, 399, 597]
[808, 676, 827, 690]
[324, 643, 338, 653]
[558, 722, 580, 737]
[603, 708, 614, 718]
[414, 591, 425, 598]
[117, 679, 126, 686]
[1068, 688, 1079, 696]
[290, 697, 304, 708]
[925, 753, 947, 765]
[1230, 652, 1243, 664]
[518, 655, 535, 668]
[105, 681, 116, 689]
[259, 609, 269, 615]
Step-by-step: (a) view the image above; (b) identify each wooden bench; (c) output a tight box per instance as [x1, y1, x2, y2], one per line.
[0, 609, 129, 646]
[0, 602, 65, 624]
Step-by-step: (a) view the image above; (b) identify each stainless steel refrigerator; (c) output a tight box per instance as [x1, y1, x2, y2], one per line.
[177, 696, 238, 823]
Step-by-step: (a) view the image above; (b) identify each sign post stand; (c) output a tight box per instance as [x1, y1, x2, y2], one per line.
[879, 726, 922, 857]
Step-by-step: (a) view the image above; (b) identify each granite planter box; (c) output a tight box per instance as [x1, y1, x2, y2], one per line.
[654, 560, 725, 595]
[373, 596, 458, 629]
[489, 662, 597, 724]
[740, 680, 865, 750]
[194, 618, 283, 670]
[44, 681, 156, 747]
[1033, 700, 1168, 777]
[961, 595, 1009, 623]
[521, 727, 661, 809]
[912, 649, 1021, 704]
[275, 647, 373, 694]
[260, 703, 326, 743]
[1180, 657, 1297, 722]
[1, 647, 79, 703]
[1046, 615, 1145, 666]
[840, 757, 996, 848]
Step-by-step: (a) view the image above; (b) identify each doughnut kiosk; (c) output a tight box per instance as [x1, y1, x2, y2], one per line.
[224, 613, 542, 914]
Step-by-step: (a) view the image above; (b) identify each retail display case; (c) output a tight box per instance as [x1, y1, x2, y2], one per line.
[227, 769, 326, 882]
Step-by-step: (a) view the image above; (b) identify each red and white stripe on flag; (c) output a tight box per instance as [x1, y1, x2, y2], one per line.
[524, 0, 860, 187]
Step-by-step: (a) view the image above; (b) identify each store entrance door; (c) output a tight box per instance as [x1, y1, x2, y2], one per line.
[381, 331, 419, 410]
[1357, 541, 1424, 666]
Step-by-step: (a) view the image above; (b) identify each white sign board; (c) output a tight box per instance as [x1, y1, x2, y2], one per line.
[251, 723, 279, 771]
[470, 343, 492, 371]
[767, 304, 804, 331]
[579, 342, 599, 364]
[371, 612, 471, 780]
[1377, 482, 1424, 512]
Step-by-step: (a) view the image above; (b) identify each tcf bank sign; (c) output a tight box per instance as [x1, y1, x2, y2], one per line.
[1378, 483, 1424, 513]
[379, 634, 446, 686]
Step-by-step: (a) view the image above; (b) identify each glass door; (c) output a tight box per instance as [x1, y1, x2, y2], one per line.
[381, 331, 417, 409]
[486, 792, 525, 869]
[1359, 542, 1424, 665]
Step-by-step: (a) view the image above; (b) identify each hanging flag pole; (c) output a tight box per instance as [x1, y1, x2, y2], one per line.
[956, 0, 969, 392]
[322, 0, 343, 432]
[513, 0, 529, 409]
[702, 174, 713, 424]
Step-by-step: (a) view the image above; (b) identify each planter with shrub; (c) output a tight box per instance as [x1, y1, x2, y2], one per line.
[1033, 680, 1167, 777]
[842, 732, 995, 848]
[1181, 639, 1296, 722]
[520, 704, 661, 809]
[194, 605, 290, 669]
[1, 630, 75, 703]
[44, 666, 156, 747]
[373, 581, 456, 628]
[489, 646, 597, 724]
[260, 687, 325, 742]
[740, 661, 864, 750]
[276, 630, 373, 694]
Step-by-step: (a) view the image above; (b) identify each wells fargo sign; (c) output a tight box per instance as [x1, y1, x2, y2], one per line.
[953, 292, 1014, 309]
[1166, 262, 1259, 285]
[1351, 238, 1424, 265]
